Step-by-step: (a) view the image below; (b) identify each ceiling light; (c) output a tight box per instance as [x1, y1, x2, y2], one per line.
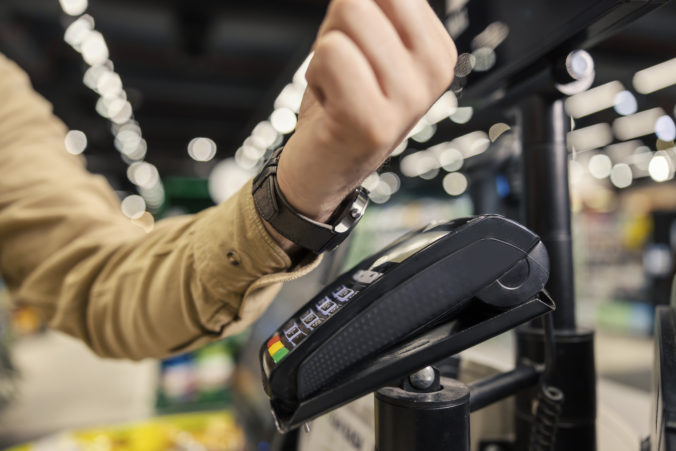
[633, 58, 676, 94]
[613, 90, 637, 116]
[567, 123, 613, 153]
[655, 115, 676, 142]
[613, 108, 666, 140]
[564, 81, 623, 118]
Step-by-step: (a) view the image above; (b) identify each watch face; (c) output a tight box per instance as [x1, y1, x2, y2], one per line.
[334, 188, 369, 234]
[253, 154, 369, 253]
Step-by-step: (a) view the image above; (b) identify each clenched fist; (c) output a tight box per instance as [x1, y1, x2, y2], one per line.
[270, 0, 457, 252]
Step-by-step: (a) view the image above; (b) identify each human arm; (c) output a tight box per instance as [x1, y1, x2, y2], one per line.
[0, 54, 320, 360]
[0, 0, 456, 360]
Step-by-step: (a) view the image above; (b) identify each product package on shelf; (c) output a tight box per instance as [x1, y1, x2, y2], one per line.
[155, 335, 246, 414]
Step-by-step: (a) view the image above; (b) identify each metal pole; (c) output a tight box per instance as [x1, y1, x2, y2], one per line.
[516, 92, 597, 451]
[519, 96, 576, 330]
[469, 365, 541, 412]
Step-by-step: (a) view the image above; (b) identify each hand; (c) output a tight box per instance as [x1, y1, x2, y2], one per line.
[268, 0, 457, 253]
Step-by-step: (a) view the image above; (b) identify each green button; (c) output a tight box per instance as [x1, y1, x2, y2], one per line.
[272, 347, 289, 363]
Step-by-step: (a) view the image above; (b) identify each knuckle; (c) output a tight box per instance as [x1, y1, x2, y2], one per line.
[304, 58, 319, 86]
[312, 31, 348, 68]
[317, 30, 347, 54]
[329, 0, 360, 22]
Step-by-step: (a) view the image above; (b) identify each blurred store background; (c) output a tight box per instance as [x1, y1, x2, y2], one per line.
[0, 0, 676, 449]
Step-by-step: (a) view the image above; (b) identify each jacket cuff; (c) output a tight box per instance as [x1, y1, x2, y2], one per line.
[190, 178, 321, 331]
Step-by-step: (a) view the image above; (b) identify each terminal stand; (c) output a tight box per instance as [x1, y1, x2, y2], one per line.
[372, 52, 599, 451]
[515, 55, 598, 451]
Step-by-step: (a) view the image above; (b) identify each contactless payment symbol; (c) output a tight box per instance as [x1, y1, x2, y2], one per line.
[267, 334, 289, 364]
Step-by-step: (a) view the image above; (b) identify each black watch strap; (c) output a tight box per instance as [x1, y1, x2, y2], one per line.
[252, 148, 369, 254]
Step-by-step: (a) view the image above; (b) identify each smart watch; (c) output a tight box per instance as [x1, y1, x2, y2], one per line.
[252, 148, 369, 254]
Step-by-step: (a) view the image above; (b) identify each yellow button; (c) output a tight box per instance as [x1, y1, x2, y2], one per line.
[268, 341, 284, 355]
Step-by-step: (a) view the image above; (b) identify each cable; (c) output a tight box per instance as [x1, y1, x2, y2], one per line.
[529, 384, 565, 451]
[529, 300, 565, 451]
[541, 309, 556, 384]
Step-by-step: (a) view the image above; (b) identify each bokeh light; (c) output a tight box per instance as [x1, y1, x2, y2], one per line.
[188, 137, 217, 162]
[655, 115, 676, 141]
[80, 31, 109, 66]
[489, 123, 511, 142]
[64, 130, 87, 155]
[450, 107, 473, 124]
[270, 107, 297, 134]
[613, 90, 638, 116]
[127, 162, 159, 188]
[649, 154, 673, 182]
[588, 154, 612, 179]
[609, 163, 632, 188]
[121, 194, 146, 219]
[442, 172, 468, 196]
[208, 159, 256, 204]
[58, 0, 88, 16]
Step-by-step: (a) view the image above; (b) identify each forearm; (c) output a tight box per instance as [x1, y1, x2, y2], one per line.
[40, 182, 317, 359]
[0, 54, 319, 359]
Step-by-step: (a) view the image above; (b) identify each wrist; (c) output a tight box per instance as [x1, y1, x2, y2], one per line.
[276, 136, 367, 222]
[252, 147, 369, 255]
[261, 218, 305, 260]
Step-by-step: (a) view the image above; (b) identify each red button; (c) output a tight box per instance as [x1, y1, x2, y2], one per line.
[267, 335, 281, 347]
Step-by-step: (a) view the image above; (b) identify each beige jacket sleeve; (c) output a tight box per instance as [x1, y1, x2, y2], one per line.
[0, 54, 320, 360]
